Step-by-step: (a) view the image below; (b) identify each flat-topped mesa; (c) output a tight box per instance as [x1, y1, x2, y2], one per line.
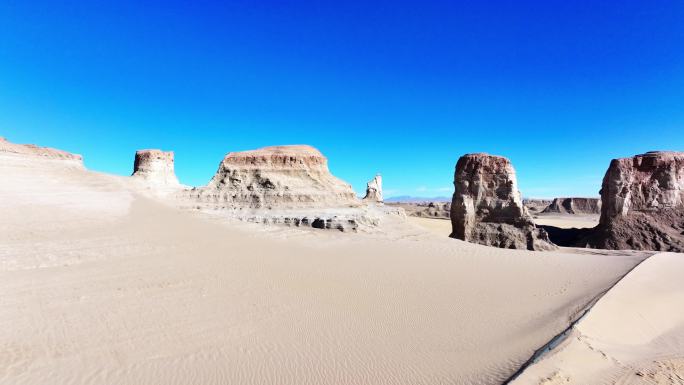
[585, 151, 684, 251]
[132, 149, 181, 187]
[542, 197, 601, 214]
[362, 174, 383, 203]
[450, 153, 556, 251]
[523, 198, 553, 213]
[0, 136, 83, 166]
[194, 145, 359, 209]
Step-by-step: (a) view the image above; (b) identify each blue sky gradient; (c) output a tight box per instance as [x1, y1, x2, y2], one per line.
[1, 1, 683, 198]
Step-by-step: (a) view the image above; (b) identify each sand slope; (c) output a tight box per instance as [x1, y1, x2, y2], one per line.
[0, 151, 648, 385]
[511, 252, 684, 385]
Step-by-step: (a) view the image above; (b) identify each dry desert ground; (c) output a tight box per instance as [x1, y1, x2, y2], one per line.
[1, 146, 683, 385]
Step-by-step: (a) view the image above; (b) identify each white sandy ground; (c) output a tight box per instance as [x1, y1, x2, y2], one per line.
[406, 216, 452, 236]
[0, 152, 658, 385]
[531, 214, 600, 230]
[510, 252, 684, 385]
[407, 214, 600, 240]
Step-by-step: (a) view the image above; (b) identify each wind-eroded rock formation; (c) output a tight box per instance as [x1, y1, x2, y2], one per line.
[182, 145, 364, 231]
[0, 136, 83, 165]
[190, 145, 358, 209]
[450, 153, 556, 250]
[132, 149, 181, 187]
[542, 197, 601, 214]
[362, 174, 383, 203]
[585, 151, 684, 251]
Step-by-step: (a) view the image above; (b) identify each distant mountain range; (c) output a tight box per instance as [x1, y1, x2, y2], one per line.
[384, 195, 451, 203]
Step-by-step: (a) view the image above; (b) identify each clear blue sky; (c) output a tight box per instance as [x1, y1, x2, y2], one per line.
[1, 1, 682, 198]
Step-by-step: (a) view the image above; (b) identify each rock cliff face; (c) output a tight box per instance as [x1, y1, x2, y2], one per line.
[450, 153, 556, 250]
[132, 149, 181, 187]
[362, 175, 383, 203]
[585, 151, 684, 251]
[0, 136, 83, 166]
[190, 145, 359, 209]
[542, 197, 601, 214]
[523, 199, 552, 213]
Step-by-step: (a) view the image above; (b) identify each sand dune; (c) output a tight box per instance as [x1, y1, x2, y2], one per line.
[0, 151, 654, 385]
[510, 252, 684, 385]
[407, 216, 452, 236]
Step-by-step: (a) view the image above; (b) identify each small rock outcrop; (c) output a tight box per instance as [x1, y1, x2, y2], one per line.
[584, 151, 684, 251]
[362, 174, 383, 203]
[449, 153, 556, 250]
[132, 149, 181, 187]
[387, 201, 450, 219]
[234, 213, 378, 232]
[542, 197, 601, 214]
[190, 145, 359, 209]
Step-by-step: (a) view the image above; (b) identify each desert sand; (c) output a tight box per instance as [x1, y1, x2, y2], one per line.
[408, 213, 601, 242]
[532, 213, 600, 230]
[407, 216, 452, 236]
[0, 144, 679, 385]
[510, 252, 684, 385]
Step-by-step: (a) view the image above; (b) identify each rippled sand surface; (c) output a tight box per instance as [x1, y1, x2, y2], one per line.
[0, 153, 646, 385]
[512, 252, 684, 385]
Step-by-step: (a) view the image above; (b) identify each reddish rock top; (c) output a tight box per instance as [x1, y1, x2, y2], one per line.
[228, 145, 323, 157]
[221, 145, 327, 169]
[132, 149, 180, 187]
[600, 151, 684, 223]
[584, 151, 684, 251]
[192, 145, 359, 209]
[133, 149, 174, 172]
[0, 136, 83, 162]
[453, 153, 525, 221]
[450, 153, 556, 250]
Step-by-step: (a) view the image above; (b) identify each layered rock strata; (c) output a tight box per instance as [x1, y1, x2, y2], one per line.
[449, 153, 556, 250]
[362, 174, 383, 203]
[132, 149, 181, 187]
[224, 211, 380, 232]
[189, 145, 359, 209]
[523, 199, 552, 213]
[542, 197, 601, 214]
[584, 151, 684, 251]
